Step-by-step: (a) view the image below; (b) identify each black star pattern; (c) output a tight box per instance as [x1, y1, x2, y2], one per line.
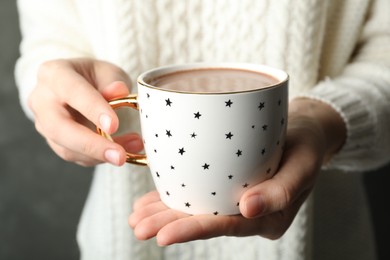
[178, 147, 186, 155]
[194, 111, 202, 119]
[225, 99, 233, 107]
[140, 87, 286, 215]
[258, 102, 265, 110]
[225, 132, 233, 139]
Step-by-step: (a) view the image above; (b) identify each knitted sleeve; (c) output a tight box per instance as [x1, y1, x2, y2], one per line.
[15, 0, 92, 119]
[302, 0, 390, 172]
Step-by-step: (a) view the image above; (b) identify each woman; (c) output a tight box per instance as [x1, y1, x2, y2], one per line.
[15, 0, 390, 259]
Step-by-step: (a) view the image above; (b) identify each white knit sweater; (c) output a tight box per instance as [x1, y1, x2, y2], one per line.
[15, 0, 390, 259]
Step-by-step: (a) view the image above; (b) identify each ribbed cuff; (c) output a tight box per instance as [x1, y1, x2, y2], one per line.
[296, 79, 376, 172]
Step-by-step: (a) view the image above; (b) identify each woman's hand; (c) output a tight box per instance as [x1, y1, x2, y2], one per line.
[128, 98, 346, 245]
[29, 58, 143, 167]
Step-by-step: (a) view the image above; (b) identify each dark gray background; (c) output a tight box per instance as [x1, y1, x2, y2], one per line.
[1, 1, 389, 260]
[0, 1, 92, 259]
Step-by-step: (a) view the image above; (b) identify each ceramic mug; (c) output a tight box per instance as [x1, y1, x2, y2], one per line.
[98, 62, 288, 215]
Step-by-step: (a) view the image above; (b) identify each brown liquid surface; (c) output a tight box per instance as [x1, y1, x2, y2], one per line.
[149, 68, 279, 93]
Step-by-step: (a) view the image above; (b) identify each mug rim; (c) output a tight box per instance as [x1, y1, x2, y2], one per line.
[137, 62, 289, 95]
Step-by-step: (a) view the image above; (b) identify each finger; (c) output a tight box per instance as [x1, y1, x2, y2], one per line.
[37, 103, 126, 165]
[129, 200, 170, 229]
[92, 60, 133, 95]
[38, 61, 119, 135]
[132, 191, 161, 211]
[66, 58, 132, 96]
[64, 72, 120, 134]
[156, 214, 235, 245]
[99, 80, 131, 101]
[131, 193, 308, 245]
[46, 139, 100, 167]
[113, 133, 144, 153]
[135, 209, 189, 242]
[35, 109, 102, 166]
[155, 214, 270, 246]
[157, 196, 307, 246]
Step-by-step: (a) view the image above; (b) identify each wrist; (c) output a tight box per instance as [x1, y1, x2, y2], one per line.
[289, 98, 347, 164]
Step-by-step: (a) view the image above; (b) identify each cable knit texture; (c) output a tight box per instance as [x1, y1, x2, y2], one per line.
[15, 0, 390, 259]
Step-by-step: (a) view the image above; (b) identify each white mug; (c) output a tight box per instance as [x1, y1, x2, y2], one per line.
[98, 62, 288, 215]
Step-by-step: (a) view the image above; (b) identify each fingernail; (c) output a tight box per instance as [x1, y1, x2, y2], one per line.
[104, 149, 120, 165]
[99, 114, 112, 133]
[245, 195, 264, 217]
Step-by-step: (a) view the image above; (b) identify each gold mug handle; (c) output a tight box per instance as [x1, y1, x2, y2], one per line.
[96, 94, 148, 166]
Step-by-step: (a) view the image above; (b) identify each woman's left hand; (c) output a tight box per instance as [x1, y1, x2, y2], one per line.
[128, 98, 346, 246]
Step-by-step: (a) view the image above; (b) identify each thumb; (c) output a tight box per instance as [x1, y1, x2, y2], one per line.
[239, 177, 292, 218]
[93, 61, 132, 134]
[93, 60, 132, 100]
[239, 153, 317, 218]
[100, 81, 131, 100]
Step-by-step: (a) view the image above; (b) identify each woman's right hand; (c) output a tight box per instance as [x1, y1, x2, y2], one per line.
[29, 58, 143, 167]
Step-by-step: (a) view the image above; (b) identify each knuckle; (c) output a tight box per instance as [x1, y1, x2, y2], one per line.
[227, 217, 243, 236]
[96, 61, 132, 86]
[37, 59, 67, 80]
[59, 149, 75, 162]
[27, 90, 37, 112]
[81, 104, 98, 122]
[48, 141, 74, 162]
[37, 60, 72, 99]
[80, 139, 99, 158]
[275, 184, 293, 211]
[97, 60, 123, 74]
[40, 121, 59, 141]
